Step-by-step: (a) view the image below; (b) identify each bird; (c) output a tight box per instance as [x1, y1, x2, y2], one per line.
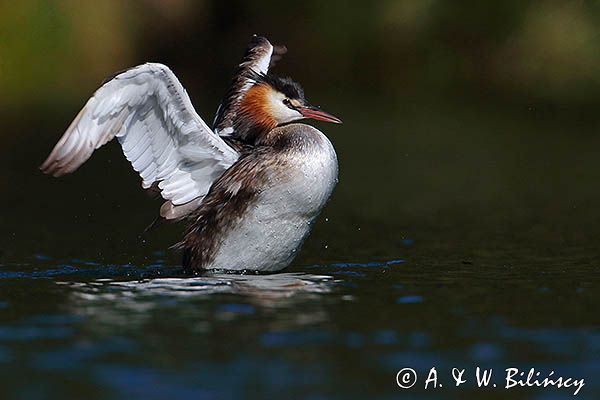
[40, 35, 341, 273]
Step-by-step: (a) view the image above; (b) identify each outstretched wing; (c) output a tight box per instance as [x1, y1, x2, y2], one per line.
[40, 63, 240, 220]
[213, 35, 287, 136]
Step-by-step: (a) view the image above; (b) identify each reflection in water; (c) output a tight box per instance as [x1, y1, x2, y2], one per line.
[0, 257, 598, 399]
[57, 272, 337, 328]
[60, 272, 335, 299]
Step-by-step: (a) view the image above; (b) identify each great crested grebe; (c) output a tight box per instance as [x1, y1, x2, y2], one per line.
[40, 35, 341, 273]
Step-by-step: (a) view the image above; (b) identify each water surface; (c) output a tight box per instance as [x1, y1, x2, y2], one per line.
[1, 102, 599, 399]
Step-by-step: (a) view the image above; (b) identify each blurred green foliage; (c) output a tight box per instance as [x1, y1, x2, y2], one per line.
[0, 0, 598, 113]
[1, 1, 599, 263]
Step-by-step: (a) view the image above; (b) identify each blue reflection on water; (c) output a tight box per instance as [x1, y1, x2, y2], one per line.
[34, 337, 137, 371]
[216, 303, 256, 315]
[0, 256, 598, 399]
[372, 330, 398, 345]
[396, 295, 424, 304]
[0, 326, 73, 341]
[261, 331, 334, 348]
[0, 255, 182, 280]
[331, 259, 405, 268]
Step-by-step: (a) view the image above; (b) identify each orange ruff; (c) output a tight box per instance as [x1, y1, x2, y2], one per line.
[238, 84, 278, 133]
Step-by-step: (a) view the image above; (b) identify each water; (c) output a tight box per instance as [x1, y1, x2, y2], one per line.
[1, 101, 599, 399]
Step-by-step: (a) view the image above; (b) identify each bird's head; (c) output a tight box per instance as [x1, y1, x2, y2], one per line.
[236, 72, 341, 141]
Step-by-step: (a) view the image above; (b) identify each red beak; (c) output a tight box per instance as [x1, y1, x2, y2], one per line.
[298, 105, 342, 124]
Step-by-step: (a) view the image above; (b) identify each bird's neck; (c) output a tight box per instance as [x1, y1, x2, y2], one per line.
[234, 85, 278, 143]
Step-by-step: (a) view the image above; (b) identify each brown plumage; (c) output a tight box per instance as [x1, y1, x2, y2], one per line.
[180, 145, 286, 271]
[233, 84, 279, 143]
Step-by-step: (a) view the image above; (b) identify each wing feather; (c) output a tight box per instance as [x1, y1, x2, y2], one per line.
[40, 63, 240, 219]
[213, 35, 286, 136]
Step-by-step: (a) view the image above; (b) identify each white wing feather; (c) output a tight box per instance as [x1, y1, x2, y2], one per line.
[40, 63, 239, 218]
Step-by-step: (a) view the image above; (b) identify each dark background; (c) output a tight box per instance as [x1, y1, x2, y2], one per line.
[0, 2, 599, 399]
[1, 1, 599, 264]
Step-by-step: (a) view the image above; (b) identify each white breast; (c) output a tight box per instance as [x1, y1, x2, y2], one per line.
[208, 126, 338, 272]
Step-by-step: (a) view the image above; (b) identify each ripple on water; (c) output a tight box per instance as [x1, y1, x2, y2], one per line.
[32, 337, 137, 372]
[0, 326, 73, 341]
[53, 272, 338, 321]
[396, 295, 424, 304]
[0, 311, 85, 343]
[331, 259, 405, 268]
[260, 331, 334, 348]
[0, 255, 182, 280]
[216, 303, 256, 316]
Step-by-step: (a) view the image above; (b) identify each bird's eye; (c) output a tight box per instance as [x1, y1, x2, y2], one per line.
[283, 98, 294, 109]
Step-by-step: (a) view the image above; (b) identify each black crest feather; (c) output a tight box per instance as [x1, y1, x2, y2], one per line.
[246, 70, 305, 102]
